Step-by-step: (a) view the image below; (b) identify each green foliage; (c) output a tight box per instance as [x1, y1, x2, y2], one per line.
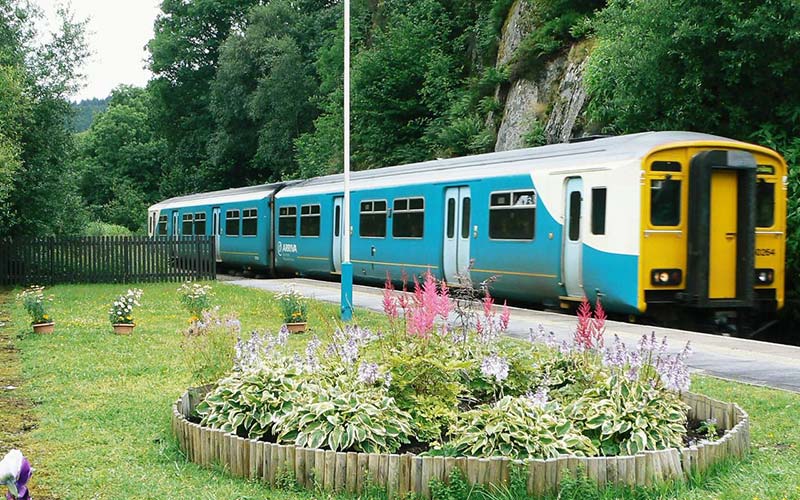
[566, 373, 689, 456]
[70, 97, 109, 132]
[83, 221, 133, 236]
[76, 86, 167, 231]
[509, 0, 606, 80]
[276, 372, 414, 453]
[385, 335, 469, 443]
[522, 118, 547, 147]
[449, 395, 597, 459]
[585, 0, 800, 140]
[195, 363, 303, 439]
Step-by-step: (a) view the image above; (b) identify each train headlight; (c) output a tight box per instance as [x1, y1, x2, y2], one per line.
[755, 268, 774, 285]
[651, 269, 682, 286]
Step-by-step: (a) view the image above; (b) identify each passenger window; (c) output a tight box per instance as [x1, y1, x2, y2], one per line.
[301, 204, 321, 237]
[182, 213, 193, 235]
[194, 212, 207, 235]
[392, 197, 424, 238]
[568, 191, 581, 241]
[360, 200, 387, 237]
[650, 179, 681, 226]
[157, 215, 168, 236]
[591, 188, 607, 235]
[242, 208, 258, 236]
[756, 182, 775, 228]
[446, 198, 455, 238]
[225, 209, 240, 236]
[278, 206, 297, 236]
[489, 190, 536, 240]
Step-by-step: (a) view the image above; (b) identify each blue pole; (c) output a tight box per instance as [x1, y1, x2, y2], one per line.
[341, 262, 353, 321]
[341, 0, 353, 322]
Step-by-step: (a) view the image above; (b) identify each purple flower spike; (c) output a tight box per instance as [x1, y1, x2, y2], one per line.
[13, 458, 31, 500]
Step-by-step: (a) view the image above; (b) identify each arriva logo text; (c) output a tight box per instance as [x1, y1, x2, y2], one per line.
[277, 241, 298, 257]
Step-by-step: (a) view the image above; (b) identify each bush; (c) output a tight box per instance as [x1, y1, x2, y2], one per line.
[83, 221, 133, 236]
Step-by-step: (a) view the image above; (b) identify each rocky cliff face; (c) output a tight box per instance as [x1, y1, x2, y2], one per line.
[492, 1, 592, 151]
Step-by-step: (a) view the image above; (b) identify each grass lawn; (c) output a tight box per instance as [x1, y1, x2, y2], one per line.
[0, 281, 798, 499]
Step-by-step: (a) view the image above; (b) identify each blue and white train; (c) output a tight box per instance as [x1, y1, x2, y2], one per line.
[148, 131, 787, 324]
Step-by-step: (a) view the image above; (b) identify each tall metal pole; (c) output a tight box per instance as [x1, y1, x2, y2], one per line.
[340, 0, 354, 321]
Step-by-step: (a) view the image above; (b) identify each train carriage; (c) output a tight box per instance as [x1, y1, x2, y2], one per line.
[150, 131, 787, 327]
[148, 183, 292, 271]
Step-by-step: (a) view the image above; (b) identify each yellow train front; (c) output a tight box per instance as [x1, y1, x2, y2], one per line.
[639, 138, 786, 332]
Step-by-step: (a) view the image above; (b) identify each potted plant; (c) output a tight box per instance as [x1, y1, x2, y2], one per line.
[277, 286, 308, 333]
[16, 285, 54, 334]
[109, 289, 143, 335]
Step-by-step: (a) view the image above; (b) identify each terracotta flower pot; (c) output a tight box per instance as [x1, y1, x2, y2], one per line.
[32, 322, 55, 334]
[112, 323, 136, 335]
[285, 322, 307, 334]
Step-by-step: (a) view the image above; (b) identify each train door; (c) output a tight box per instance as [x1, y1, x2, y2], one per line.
[443, 186, 471, 283]
[172, 211, 179, 238]
[212, 207, 222, 262]
[708, 171, 738, 298]
[332, 196, 343, 273]
[562, 178, 583, 297]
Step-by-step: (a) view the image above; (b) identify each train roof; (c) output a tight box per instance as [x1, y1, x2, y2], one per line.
[149, 182, 294, 211]
[276, 131, 746, 196]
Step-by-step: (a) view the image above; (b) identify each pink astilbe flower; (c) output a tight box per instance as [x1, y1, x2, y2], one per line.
[436, 280, 452, 318]
[500, 301, 510, 331]
[482, 290, 495, 318]
[573, 296, 607, 351]
[382, 276, 398, 319]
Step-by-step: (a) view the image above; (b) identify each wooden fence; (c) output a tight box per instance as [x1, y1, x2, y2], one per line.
[172, 389, 750, 498]
[0, 236, 216, 285]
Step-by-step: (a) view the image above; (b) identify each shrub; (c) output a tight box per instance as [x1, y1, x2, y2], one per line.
[83, 221, 133, 236]
[449, 395, 596, 459]
[16, 285, 53, 325]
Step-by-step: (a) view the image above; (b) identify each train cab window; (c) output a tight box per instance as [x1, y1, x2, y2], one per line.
[591, 188, 607, 235]
[360, 200, 386, 237]
[226, 209, 240, 236]
[301, 204, 321, 237]
[756, 181, 775, 228]
[182, 213, 194, 235]
[279, 206, 297, 236]
[489, 190, 536, 240]
[242, 208, 258, 236]
[194, 212, 207, 235]
[650, 179, 681, 226]
[392, 197, 424, 238]
[157, 215, 168, 236]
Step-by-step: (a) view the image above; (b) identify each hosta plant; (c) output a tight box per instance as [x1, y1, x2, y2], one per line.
[275, 372, 414, 454]
[195, 363, 304, 440]
[566, 373, 689, 456]
[448, 395, 597, 459]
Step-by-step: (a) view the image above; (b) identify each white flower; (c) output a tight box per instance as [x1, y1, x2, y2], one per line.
[0, 449, 22, 484]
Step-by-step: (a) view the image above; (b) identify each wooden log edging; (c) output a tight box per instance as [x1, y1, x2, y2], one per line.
[171, 390, 749, 498]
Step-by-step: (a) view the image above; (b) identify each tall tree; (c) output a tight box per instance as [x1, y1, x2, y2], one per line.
[77, 86, 167, 231]
[147, 0, 259, 196]
[0, 0, 89, 237]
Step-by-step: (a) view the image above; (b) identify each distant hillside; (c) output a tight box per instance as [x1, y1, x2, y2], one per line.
[71, 97, 110, 132]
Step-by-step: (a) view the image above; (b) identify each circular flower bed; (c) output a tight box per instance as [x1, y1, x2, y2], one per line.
[178, 273, 750, 495]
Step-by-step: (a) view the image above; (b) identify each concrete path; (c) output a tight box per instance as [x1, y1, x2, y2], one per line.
[224, 277, 800, 393]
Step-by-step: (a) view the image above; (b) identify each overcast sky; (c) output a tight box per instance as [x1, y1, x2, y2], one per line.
[34, 0, 161, 101]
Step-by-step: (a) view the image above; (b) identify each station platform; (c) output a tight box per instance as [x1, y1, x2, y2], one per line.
[224, 277, 800, 393]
